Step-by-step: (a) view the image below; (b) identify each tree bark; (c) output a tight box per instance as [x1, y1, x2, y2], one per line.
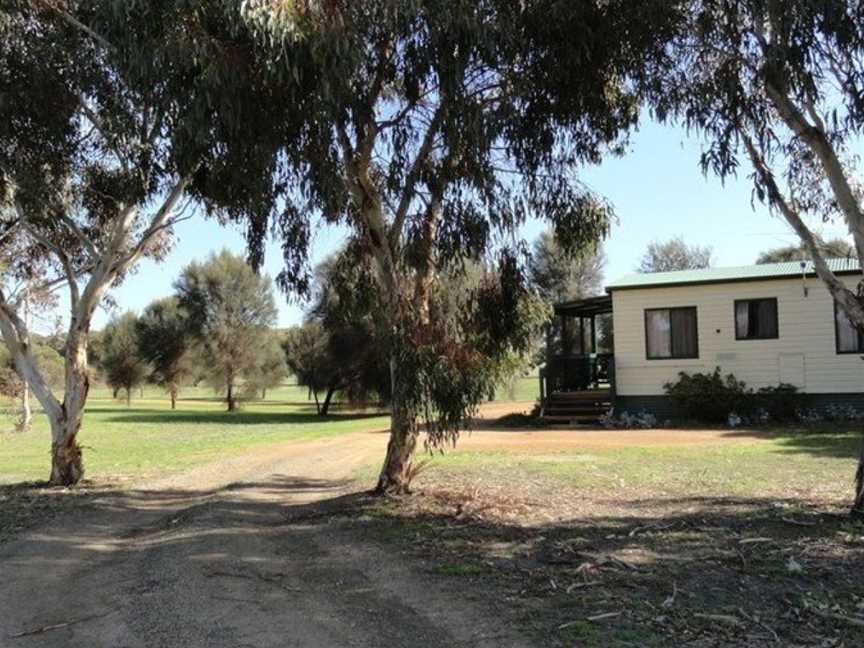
[375, 357, 418, 494]
[169, 385, 177, 410]
[19, 380, 32, 432]
[227, 381, 236, 412]
[126, 387, 132, 407]
[49, 328, 89, 486]
[319, 385, 336, 416]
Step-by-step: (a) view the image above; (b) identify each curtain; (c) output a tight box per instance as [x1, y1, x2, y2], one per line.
[671, 308, 697, 357]
[735, 302, 749, 338]
[836, 305, 860, 352]
[646, 310, 671, 358]
[755, 300, 777, 338]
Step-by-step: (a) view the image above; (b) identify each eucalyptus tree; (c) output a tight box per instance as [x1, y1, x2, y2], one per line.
[136, 297, 193, 409]
[100, 312, 148, 407]
[648, 0, 864, 512]
[175, 251, 278, 412]
[0, 0, 289, 482]
[637, 237, 713, 273]
[198, 1, 675, 493]
[530, 230, 606, 303]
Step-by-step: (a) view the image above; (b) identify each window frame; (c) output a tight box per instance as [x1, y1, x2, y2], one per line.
[733, 297, 779, 341]
[834, 301, 864, 355]
[644, 306, 699, 360]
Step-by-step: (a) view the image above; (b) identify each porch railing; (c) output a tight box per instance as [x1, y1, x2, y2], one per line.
[539, 353, 615, 400]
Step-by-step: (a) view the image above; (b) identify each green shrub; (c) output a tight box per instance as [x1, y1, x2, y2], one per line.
[755, 384, 805, 422]
[664, 368, 750, 423]
[664, 369, 804, 423]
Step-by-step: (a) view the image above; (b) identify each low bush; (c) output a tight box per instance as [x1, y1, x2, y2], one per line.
[663, 368, 750, 423]
[664, 369, 804, 424]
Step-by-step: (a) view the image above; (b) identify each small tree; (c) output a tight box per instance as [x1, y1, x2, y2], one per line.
[100, 313, 148, 407]
[176, 251, 278, 412]
[637, 237, 713, 273]
[136, 297, 193, 409]
[283, 322, 342, 415]
[530, 230, 606, 303]
[245, 332, 287, 401]
[756, 238, 854, 264]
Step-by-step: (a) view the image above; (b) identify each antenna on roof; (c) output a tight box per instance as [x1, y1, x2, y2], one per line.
[801, 260, 809, 297]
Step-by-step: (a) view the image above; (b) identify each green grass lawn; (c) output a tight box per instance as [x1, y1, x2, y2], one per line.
[394, 426, 864, 504]
[0, 384, 389, 484]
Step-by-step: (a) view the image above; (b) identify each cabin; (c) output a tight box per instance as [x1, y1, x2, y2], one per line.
[540, 258, 864, 423]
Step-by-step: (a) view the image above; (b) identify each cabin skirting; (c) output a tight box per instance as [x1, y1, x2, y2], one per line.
[614, 392, 864, 421]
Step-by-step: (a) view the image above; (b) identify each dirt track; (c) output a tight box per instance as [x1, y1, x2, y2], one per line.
[0, 417, 778, 648]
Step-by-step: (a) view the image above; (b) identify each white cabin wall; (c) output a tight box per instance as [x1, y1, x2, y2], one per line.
[611, 275, 864, 396]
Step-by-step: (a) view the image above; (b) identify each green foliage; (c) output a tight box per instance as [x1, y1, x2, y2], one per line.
[175, 250, 278, 410]
[282, 321, 338, 402]
[100, 312, 148, 403]
[529, 229, 606, 303]
[637, 237, 713, 273]
[664, 368, 805, 423]
[755, 384, 806, 423]
[664, 368, 750, 423]
[136, 297, 194, 405]
[243, 331, 287, 399]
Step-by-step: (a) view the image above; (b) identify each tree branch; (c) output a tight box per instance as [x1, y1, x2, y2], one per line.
[390, 105, 446, 249]
[740, 130, 864, 326]
[37, 0, 114, 50]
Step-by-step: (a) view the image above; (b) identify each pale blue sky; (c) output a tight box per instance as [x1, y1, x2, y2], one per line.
[88, 119, 850, 331]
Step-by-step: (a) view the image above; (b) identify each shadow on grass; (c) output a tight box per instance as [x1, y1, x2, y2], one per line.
[98, 408, 388, 426]
[721, 423, 864, 460]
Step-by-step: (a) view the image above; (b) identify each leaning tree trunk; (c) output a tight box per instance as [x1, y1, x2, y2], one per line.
[226, 381, 236, 412]
[375, 358, 418, 494]
[18, 380, 32, 432]
[48, 331, 89, 486]
[319, 386, 336, 417]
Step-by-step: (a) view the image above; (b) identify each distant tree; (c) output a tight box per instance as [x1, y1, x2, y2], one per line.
[530, 230, 606, 303]
[136, 297, 193, 410]
[101, 313, 148, 407]
[245, 332, 287, 401]
[756, 238, 854, 264]
[176, 251, 278, 412]
[637, 237, 713, 273]
[282, 322, 341, 415]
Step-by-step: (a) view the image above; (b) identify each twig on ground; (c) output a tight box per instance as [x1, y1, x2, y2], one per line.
[9, 611, 116, 639]
[204, 569, 301, 592]
[781, 517, 817, 527]
[586, 612, 621, 622]
[809, 608, 864, 628]
[739, 537, 773, 545]
[694, 613, 743, 626]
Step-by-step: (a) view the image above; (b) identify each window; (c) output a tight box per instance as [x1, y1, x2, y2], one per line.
[735, 298, 778, 340]
[835, 302, 864, 353]
[644, 307, 698, 359]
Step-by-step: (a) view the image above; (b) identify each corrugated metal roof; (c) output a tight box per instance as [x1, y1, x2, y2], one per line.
[607, 258, 861, 291]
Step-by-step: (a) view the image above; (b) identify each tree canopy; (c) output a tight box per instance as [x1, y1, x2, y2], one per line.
[529, 230, 605, 303]
[637, 237, 713, 273]
[136, 297, 194, 409]
[101, 312, 148, 406]
[176, 250, 278, 412]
